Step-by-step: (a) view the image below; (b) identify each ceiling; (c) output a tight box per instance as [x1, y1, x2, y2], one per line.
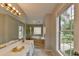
[18, 3, 57, 24]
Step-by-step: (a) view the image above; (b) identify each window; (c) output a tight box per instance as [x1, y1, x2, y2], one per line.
[18, 26, 23, 39]
[33, 26, 42, 36]
[34, 27, 41, 35]
[57, 5, 74, 56]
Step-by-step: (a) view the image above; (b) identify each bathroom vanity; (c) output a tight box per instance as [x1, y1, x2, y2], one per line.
[0, 40, 34, 56]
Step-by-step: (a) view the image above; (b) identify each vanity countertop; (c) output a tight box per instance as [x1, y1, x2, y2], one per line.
[0, 40, 34, 56]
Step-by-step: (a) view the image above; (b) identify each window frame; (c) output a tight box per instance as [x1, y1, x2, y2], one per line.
[57, 5, 74, 56]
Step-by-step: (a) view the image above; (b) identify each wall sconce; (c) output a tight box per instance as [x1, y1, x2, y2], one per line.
[0, 3, 21, 16]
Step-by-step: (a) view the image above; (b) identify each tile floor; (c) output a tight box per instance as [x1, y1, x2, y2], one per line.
[33, 48, 53, 56]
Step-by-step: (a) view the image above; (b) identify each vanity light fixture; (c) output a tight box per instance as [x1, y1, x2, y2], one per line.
[0, 3, 21, 16]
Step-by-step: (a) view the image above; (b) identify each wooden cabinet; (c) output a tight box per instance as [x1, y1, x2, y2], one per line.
[33, 39, 45, 48]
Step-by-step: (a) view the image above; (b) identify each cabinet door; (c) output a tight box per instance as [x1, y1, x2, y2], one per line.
[34, 39, 45, 48]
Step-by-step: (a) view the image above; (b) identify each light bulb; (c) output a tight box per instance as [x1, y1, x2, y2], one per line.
[18, 13, 21, 15]
[16, 10, 19, 13]
[8, 4, 12, 7]
[12, 7, 16, 10]
[0, 3, 5, 7]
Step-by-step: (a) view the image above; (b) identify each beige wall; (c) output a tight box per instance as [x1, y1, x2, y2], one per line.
[44, 4, 72, 55]
[74, 4, 79, 53]
[44, 14, 52, 49]
[0, 14, 25, 44]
